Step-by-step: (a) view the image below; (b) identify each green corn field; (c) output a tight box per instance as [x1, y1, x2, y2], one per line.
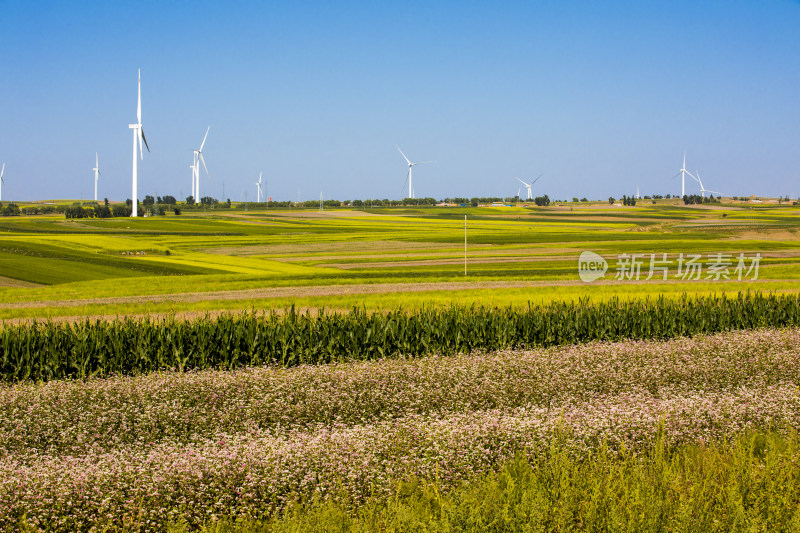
[2, 292, 799, 382]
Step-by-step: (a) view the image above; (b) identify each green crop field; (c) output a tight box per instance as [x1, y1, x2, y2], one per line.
[0, 203, 799, 321]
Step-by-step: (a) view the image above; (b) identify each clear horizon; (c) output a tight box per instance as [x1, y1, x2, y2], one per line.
[1, 1, 799, 203]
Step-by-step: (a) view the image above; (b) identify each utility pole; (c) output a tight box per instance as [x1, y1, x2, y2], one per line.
[464, 215, 467, 276]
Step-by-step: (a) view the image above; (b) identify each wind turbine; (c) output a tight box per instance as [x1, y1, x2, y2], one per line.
[670, 152, 696, 197]
[397, 146, 436, 199]
[256, 172, 263, 203]
[193, 127, 210, 201]
[128, 69, 149, 217]
[694, 170, 721, 199]
[92, 153, 100, 201]
[515, 175, 542, 200]
[0, 163, 4, 203]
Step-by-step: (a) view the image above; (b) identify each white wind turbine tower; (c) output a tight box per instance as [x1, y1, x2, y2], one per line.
[189, 161, 196, 200]
[92, 153, 100, 201]
[516, 175, 542, 200]
[694, 170, 721, 199]
[0, 163, 4, 203]
[256, 172, 263, 203]
[397, 146, 436, 199]
[193, 127, 210, 201]
[128, 69, 149, 217]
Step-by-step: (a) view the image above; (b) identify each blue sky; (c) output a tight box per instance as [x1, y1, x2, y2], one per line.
[1, 0, 798, 202]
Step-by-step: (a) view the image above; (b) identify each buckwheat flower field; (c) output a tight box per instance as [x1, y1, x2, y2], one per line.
[2, 328, 800, 531]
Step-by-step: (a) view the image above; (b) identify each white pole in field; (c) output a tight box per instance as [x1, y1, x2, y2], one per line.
[464, 215, 467, 276]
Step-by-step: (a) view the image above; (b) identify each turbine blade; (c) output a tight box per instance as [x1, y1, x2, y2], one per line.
[670, 171, 682, 180]
[516, 177, 530, 187]
[1, 163, 4, 179]
[416, 160, 437, 165]
[200, 153, 210, 178]
[532, 174, 543, 184]
[140, 128, 150, 153]
[199, 126, 210, 152]
[137, 69, 142, 124]
[396, 146, 412, 165]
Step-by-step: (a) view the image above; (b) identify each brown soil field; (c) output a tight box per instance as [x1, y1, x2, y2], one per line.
[0, 276, 41, 288]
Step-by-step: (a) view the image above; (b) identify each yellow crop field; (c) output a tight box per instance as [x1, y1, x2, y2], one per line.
[0, 203, 798, 321]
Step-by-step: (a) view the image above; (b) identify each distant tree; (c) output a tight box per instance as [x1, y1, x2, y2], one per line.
[185, 196, 195, 206]
[580, 198, 588, 202]
[572, 197, 580, 203]
[64, 205, 93, 219]
[112, 204, 131, 217]
[534, 195, 550, 207]
[608, 197, 615, 205]
[142, 195, 155, 207]
[173, 207, 182, 215]
[471, 199, 479, 207]
[1, 203, 21, 216]
[161, 195, 176, 205]
[125, 198, 132, 206]
[96, 198, 113, 218]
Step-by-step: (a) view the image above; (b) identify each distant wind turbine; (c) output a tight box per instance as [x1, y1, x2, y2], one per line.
[128, 69, 149, 217]
[515, 175, 543, 200]
[670, 152, 695, 197]
[397, 146, 436, 199]
[193, 127, 210, 201]
[256, 172, 263, 203]
[694, 170, 721, 199]
[0, 163, 4, 203]
[92, 153, 100, 201]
